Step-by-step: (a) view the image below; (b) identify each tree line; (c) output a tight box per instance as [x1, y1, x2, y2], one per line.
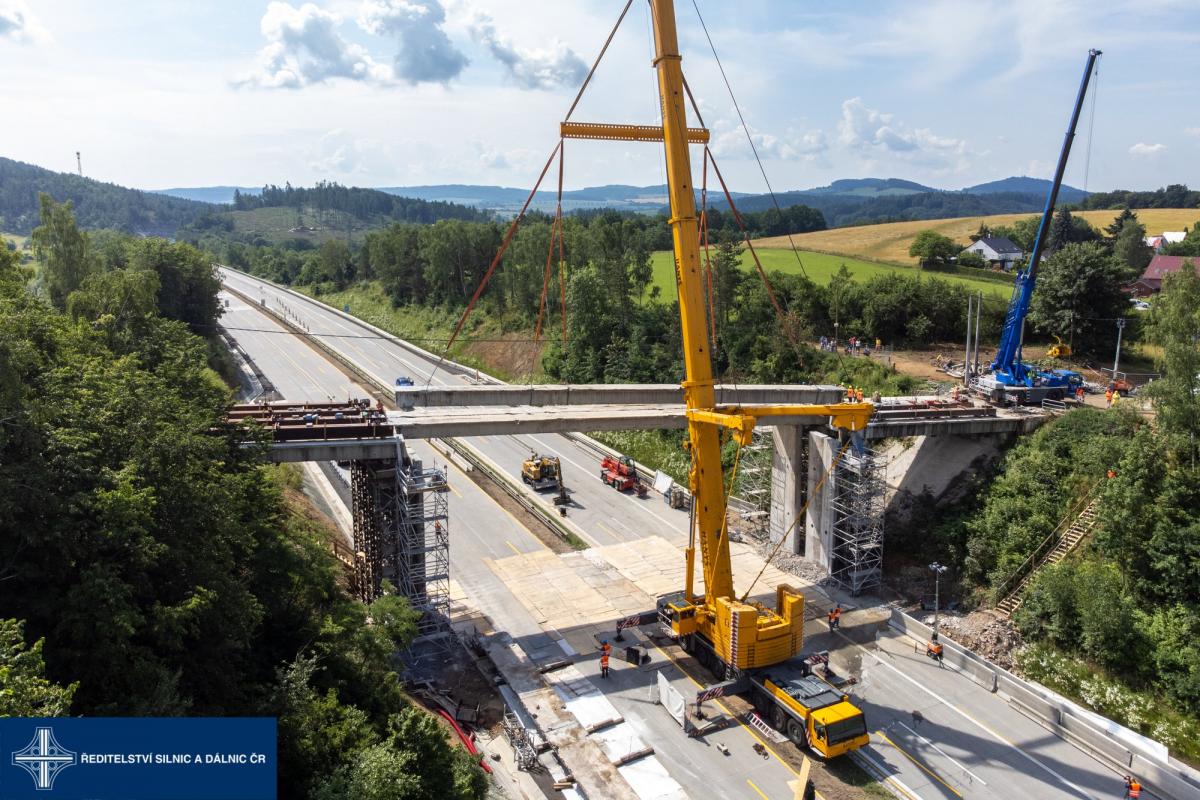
[227, 208, 986, 393]
[232, 181, 489, 224]
[0, 197, 487, 800]
[1077, 183, 1200, 211]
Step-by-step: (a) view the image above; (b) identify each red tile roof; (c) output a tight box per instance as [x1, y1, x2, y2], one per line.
[1140, 255, 1199, 286]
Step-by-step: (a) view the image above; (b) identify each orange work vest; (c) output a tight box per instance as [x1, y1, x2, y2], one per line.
[600, 653, 610, 667]
[1129, 781, 1141, 798]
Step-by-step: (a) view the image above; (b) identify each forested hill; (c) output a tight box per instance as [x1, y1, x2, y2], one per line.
[724, 188, 1055, 227]
[232, 181, 488, 224]
[0, 156, 209, 236]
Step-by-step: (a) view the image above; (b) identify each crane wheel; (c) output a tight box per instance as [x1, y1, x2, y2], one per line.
[786, 719, 807, 747]
[771, 706, 787, 732]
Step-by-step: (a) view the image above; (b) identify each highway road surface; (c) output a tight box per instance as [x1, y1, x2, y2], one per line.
[218, 268, 1143, 800]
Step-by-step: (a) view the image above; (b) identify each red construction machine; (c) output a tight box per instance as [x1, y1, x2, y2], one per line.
[600, 455, 647, 496]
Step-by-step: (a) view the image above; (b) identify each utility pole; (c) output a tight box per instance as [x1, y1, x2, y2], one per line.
[929, 562, 948, 642]
[973, 292, 982, 379]
[964, 294, 973, 386]
[1112, 317, 1126, 380]
[75, 151, 82, 177]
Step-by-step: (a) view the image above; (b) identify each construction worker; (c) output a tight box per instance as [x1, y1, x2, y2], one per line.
[1105, 387, 1114, 407]
[1076, 385, 1086, 404]
[599, 648, 610, 679]
[1112, 391, 1121, 406]
[875, 337, 882, 351]
[855, 387, 864, 403]
[1126, 776, 1142, 798]
[1108, 469, 1116, 480]
[828, 606, 842, 630]
[846, 385, 855, 403]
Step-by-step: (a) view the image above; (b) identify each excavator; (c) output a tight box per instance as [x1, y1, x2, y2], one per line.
[521, 452, 562, 492]
[577, 0, 874, 758]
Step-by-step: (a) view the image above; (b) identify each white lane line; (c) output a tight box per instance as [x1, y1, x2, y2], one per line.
[894, 720, 988, 786]
[858, 644, 1100, 800]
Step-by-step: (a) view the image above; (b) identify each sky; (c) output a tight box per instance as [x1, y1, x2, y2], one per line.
[1, 0, 1197, 194]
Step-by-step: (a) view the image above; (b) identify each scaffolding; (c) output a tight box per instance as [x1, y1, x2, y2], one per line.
[828, 444, 884, 595]
[736, 426, 775, 540]
[397, 459, 451, 638]
[349, 442, 450, 639]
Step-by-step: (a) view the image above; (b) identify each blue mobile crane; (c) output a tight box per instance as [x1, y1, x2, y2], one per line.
[978, 49, 1102, 405]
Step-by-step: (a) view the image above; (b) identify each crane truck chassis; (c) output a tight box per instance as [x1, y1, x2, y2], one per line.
[657, 590, 870, 759]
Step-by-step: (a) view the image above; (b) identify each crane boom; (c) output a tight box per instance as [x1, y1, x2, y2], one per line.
[565, 0, 870, 673]
[990, 49, 1101, 386]
[649, 0, 871, 671]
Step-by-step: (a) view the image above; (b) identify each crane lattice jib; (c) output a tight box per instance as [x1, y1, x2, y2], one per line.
[990, 49, 1101, 385]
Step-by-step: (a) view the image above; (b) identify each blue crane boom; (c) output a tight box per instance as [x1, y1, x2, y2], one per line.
[989, 49, 1101, 395]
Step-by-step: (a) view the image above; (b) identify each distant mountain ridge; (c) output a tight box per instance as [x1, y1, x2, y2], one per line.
[963, 176, 1088, 203]
[152, 176, 1085, 219]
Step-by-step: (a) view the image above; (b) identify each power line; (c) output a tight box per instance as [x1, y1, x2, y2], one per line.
[209, 323, 552, 347]
[690, 0, 808, 280]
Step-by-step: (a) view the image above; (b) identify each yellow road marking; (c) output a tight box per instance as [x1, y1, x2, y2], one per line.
[874, 730, 962, 798]
[596, 520, 624, 540]
[746, 778, 770, 800]
[505, 540, 521, 555]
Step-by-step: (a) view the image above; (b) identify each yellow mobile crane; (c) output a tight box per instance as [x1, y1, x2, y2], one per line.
[595, 0, 871, 757]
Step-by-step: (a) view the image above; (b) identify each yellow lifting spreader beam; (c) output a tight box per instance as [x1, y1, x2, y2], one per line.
[560, 121, 710, 144]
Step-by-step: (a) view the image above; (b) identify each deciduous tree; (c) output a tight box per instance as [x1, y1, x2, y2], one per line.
[908, 230, 959, 268]
[31, 193, 98, 309]
[1028, 242, 1135, 356]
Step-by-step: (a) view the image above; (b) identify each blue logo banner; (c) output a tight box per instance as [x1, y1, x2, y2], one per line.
[0, 717, 276, 799]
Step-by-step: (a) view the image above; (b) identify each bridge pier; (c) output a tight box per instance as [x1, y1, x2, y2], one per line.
[768, 426, 806, 554]
[349, 441, 450, 638]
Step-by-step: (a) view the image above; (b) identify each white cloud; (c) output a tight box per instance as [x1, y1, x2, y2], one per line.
[0, 1, 50, 44]
[473, 142, 508, 170]
[464, 9, 585, 90]
[236, 2, 392, 89]
[1186, 127, 1200, 138]
[1129, 142, 1166, 157]
[306, 130, 398, 176]
[838, 97, 970, 170]
[358, 0, 468, 84]
[711, 122, 827, 163]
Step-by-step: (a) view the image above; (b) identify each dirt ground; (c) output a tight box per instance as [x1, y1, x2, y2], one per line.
[917, 610, 1025, 671]
[464, 332, 546, 382]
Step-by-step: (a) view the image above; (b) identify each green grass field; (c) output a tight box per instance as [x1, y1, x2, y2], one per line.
[649, 248, 1014, 301]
